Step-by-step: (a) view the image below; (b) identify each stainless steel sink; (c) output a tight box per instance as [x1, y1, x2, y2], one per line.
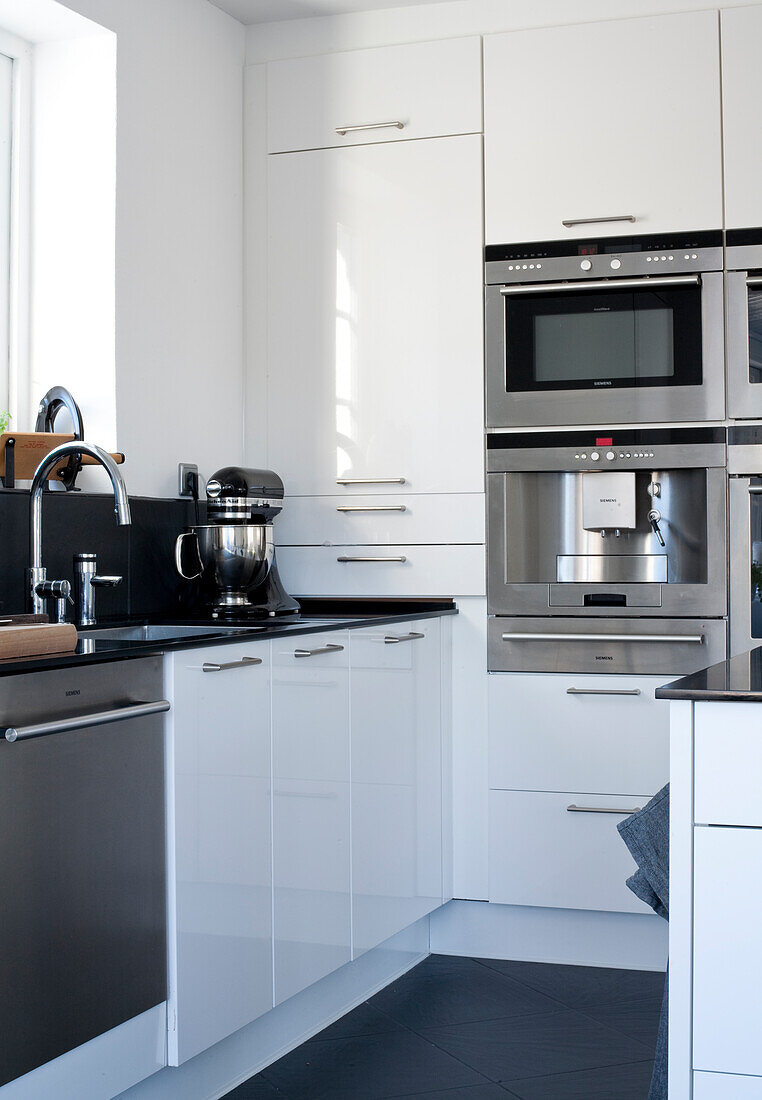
[79, 624, 259, 642]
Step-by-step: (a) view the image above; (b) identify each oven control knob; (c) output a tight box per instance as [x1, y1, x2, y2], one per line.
[610, 258, 622, 270]
[580, 259, 593, 272]
[590, 451, 600, 461]
[606, 451, 616, 461]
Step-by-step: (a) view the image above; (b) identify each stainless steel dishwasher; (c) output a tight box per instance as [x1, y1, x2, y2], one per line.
[0, 655, 169, 1087]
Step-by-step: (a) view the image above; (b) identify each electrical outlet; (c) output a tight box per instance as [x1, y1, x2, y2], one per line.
[178, 462, 199, 498]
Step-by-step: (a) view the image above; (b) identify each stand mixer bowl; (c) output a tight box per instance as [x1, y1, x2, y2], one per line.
[175, 524, 274, 607]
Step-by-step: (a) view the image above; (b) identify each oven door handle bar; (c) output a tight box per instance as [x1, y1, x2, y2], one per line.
[746, 276, 762, 286]
[499, 275, 700, 296]
[3, 699, 171, 742]
[502, 633, 703, 644]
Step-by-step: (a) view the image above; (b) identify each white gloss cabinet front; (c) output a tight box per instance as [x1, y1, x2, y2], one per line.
[351, 619, 444, 958]
[267, 135, 484, 497]
[271, 632, 351, 1005]
[167, 641, 273, 1067]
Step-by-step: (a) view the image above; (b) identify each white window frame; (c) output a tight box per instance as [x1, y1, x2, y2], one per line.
[0, 26, 30, 431]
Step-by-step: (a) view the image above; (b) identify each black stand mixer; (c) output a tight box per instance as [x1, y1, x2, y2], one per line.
[175, 466, 300, 618]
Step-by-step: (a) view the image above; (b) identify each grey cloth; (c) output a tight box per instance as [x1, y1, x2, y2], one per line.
[617, 784, 669, 1100]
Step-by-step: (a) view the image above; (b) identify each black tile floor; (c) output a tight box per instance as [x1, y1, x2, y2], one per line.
[224, 955, 665, 1100]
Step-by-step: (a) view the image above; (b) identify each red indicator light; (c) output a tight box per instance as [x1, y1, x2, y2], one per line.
[596, 437, 613, 446]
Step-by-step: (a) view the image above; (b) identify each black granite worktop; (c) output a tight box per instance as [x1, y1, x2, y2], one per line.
[656, 645, 762, 702]
[0, 598, 457, 677]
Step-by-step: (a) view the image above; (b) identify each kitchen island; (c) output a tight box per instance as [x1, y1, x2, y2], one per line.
[656, 649, 762, 1099]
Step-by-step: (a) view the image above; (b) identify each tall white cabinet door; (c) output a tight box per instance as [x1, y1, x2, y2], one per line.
[267, 135, 484, 496]
[168, 643, 272, 1066]
[722, 5, 762, 230]
[272, 632, 351, 1004]
[484, 11, 722, 244]
[351, 619, 443, 958]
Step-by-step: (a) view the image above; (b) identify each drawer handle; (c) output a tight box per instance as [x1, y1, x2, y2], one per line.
[335, 121, 405, 136]
[503, 633, 703, 644]
[337, 555, 407, 563]
[336, 505, 407, 512]
[202, 656, 263, 672]
[336, 477, 406, 485]
[567, 804, 642, 815]
[566, 687, 641, 697]
[385, 631, 425, 644]
[561, 214, 636, 228]
[294, 643, 345, 658]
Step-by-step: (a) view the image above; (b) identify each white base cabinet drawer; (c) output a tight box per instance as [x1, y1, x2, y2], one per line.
[695, 702, 762, 827]
[489, 673, 669, 796]
[277, 493, 485, 548]
[693, 826, 762, 1077]
[488, 790, 653, 914]
[267, 37, 482, 153]
[695, 1070, 762, 1099]
[277, 544, 485, 598]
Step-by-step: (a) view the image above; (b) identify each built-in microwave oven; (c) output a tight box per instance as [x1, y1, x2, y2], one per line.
[726, 231, 762, 419]
[485, 232, 725, 429]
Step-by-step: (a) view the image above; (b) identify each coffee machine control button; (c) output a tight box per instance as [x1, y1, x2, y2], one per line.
[590, 451, 600, 461]
[580, 259, 593, 272]
[606, 450, 616, 461]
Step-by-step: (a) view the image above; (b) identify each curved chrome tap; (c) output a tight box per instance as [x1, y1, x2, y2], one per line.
[28, 441, 131, 616]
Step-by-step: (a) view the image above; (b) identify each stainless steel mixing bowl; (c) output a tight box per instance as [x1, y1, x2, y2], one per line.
[175, 524, 274, 607]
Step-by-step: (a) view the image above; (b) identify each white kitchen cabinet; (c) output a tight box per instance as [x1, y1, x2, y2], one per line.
[276, 544, 485, 599]
[350, 618, 443, 958]
[267, 36, 481, 154]
[167, 641, 272, 1066]
[267, 134, 483, 497]
[693, 826, 762, 1077]
[695, 701, 762, 827]
[271, 631, 351, 1004]
[489, 790, 652, 914]
[483, 11, 722, 244]
[489, 673, 670, 796]
[694, 1071, 762, 1099]
[722, 5, 762, 230]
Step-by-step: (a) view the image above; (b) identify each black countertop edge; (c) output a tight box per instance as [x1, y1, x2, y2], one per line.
[656, 645, 762, 701]
[0, 599, 458, 678]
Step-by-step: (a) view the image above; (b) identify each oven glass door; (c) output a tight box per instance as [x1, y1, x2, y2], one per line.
[503, 281, 703, 394]
[749, 484, 762, 641]
[727, 272, 762, 418]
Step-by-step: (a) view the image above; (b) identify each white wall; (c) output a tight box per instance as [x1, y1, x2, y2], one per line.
[51, 0, 246, 497]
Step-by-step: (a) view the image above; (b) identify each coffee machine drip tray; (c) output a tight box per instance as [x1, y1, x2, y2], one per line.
[556, 554, 667, 584]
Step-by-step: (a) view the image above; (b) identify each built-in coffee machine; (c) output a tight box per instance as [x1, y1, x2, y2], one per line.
[486, 427, 727, 673]
[175, 466, 300, 618]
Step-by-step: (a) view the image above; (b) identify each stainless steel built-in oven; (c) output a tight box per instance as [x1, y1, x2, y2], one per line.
[726, 232, 762, 419]
[728, 427, 762, 655]
[487, 427, 728, 673]
[485, 232, 725, 429]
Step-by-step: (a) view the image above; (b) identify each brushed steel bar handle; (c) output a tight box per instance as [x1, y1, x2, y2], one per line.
[202, 656, 263, 672]
[337, 505, 407, 512]
[503, 633, 703, 644]
[562, 215, 637, 228]
[385, 631, 425, 644]
[336, 477, 406, 485]
[749, 487, 762, 494]
[337, 555, 407, 563]
[746, 276, 762, 286]
[567, 687, 641, 697]
[335, 121, 405, 135]
[3, 699, 170, 742]
[294, 643, 345, 658]
[567, 804, 642, 815]
[500, 275, 700, 296]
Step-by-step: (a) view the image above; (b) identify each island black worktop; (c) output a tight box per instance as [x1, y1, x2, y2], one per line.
[656, 645, 762, 702]
[0, 598, 457, 677]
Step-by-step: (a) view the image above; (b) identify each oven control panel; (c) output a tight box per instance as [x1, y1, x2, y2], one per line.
[486, 428, 727, 473]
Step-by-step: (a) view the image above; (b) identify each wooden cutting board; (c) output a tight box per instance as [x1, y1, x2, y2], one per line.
[0, 433, 125, 481]
[0, 623, 78, 660]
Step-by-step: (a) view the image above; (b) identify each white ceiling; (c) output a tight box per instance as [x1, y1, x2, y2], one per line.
[210, 0, 447, 25]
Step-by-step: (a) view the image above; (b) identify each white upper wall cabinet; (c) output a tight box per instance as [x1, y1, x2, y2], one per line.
[267, 37, 481, 154]
[267, 134, 484, 496]
[483, 11, 723, 245]
[722, 5, 762, 230]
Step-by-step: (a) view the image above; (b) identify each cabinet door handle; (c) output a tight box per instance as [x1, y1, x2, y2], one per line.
[335, 121, 405, 135]
[336, 477, 406, 485]
[561, 215, 637, 228]
[566, 687, 641, 697]
[294, 643, 345, 658]
[337, 555, 407, 563]
[567, 804, 642, 815]
[336, 505, 407, 512]
[385, 631, 425, 644]
[202, 656, 263, 672]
